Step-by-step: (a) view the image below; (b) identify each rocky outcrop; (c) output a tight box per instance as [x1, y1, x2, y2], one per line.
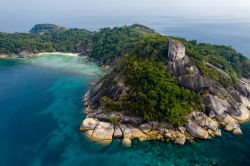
[80, 118, 114, 144]
[238, 78, 250, 98]
[168, 40, 185, 61]
[205, 62, 231, 79]
[187, 118, 209, 139]
[86, 73, 126, 111]
[178, 75, 214, 92]
[18, 51, 37, 58]
[80, 40, 250, 147]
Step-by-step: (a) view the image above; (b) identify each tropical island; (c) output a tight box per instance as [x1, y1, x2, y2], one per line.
[1, 24, 250, 146]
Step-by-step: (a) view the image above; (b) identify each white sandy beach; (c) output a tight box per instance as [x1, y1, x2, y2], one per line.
[37, 52, 79, 57]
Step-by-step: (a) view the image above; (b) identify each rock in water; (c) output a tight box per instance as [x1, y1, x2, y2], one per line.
[187, 121, 209, 139]
[214, 129, 222, 137]
[131, 128, 147, 140]
[122, 138, 132, 147]
[174, 135, 186, 145]
[80, 118, 98, 131]
[114, 126, 123, 138]
[91, 122, 114, 144]
[232, 127, 242, 135]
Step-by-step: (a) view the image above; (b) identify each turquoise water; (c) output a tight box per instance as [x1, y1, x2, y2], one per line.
[0, 55, 250, 166]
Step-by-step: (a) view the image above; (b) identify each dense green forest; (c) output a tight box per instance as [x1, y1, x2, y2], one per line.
[106, 56, 203, 126]
[1, 24, 248, 78]
[0, 24, 249, 88]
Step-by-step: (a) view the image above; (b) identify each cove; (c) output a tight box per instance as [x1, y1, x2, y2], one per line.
[0, 54, 250, 166]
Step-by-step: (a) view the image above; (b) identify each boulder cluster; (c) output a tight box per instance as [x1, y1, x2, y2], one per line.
[80, 40, 250, 146]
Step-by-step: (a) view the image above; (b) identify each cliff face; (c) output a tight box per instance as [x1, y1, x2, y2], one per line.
[81, 40, 250, 146]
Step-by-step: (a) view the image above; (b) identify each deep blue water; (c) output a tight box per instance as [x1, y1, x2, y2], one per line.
[0, 55, 250, 166]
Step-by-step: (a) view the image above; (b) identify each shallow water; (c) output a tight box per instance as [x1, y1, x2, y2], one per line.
[0, 55, 250, 166]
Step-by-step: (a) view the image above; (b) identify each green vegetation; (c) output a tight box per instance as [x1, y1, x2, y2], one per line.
[185, 41, 250, 79]
[29, 24, 67, 34]
[129, 35, 250, 80]
[0, 24, 249, 79]
[105, 56, 203, 126]
[91, 25, 157, 64]
[0, 28, 91, 54]
[108, 116, 122, 127]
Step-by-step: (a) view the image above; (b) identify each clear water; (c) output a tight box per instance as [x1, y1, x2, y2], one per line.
[0, 55, 250, 166]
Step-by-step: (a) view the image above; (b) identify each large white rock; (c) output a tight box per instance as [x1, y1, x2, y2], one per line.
[122, 138, 132, 147]
[113, 126, 123, 138]
[232, 127, 243, 135]
[225, 121, 238, 131]
[222, 115, 239, 131]
[233, 105, 250, 122]
[187, 121, 209, 139]
[174, 134, 186, 145]
[139, 123, 151, 134]
[168, 40, 185, 61]
[91, 122, 114, 144]
[205, 118, 219, 131]
[214, 129, 222, 137]
[120, 125, 132, 138]
[80, 118, 98, 131]
[131, 128, 147, 140]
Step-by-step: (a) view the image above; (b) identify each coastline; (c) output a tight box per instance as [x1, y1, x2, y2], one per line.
[80, 86, 250, 147]
[0, 52, 79, 59]
[0, 54, 16, 59]
[36, 52, 79, 57]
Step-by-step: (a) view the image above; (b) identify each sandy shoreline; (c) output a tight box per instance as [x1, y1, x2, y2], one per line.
[0, 52, 79, 59]
[36, 52, 79, 57]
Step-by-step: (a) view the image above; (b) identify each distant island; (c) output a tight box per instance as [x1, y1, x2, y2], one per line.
[1, 24, 250, 146]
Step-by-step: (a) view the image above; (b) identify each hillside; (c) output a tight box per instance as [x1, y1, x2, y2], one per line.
[0, 24, 249, 78]
[82, 39, 250, 146]
[29, 24, 68, 34]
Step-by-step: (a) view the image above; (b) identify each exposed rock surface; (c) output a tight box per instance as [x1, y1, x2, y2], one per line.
[187, 120, 209, 139]
[168, 40, 185, 61]
[18, 51, 37, 58]
[122, 138, 132, 147]
[113, 126, 123, 138]
[80, 118, 98, 131]
[81, 40, 250, 146]
[90, 122, 114, 144]
[174, 135, 186, 145]
[205, 62, 231, 79]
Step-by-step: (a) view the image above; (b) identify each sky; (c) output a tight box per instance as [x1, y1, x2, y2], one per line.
[0, 0, 250, 15]
[0, 0, 250, 32]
